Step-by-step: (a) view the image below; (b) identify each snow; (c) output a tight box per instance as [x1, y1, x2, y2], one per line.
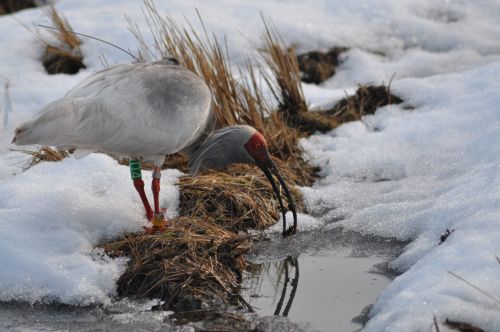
[0, 154, 181, 304]
[0, 0, 499, 330]
[301, 62, 500, 331]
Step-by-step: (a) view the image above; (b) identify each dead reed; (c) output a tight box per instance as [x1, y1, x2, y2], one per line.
[259, 18, 338, 134]
[40, 4, 86, 74]
[327, 84, 403, 122]
[15, 146, 70, 170]
[296, 47, 348, 84]
[259, 18, 307, 117]
[100, 217, 252, 311]
[130, 1, 308, 165]
[178, 163, 305, 232]
[0, 0, 37, 15]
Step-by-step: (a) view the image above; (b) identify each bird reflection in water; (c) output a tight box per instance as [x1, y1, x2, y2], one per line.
[273, 256, 299, 316]
[245, 256, 299, 317]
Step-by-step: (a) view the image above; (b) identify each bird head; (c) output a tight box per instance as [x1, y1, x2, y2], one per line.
[244, 130, 298, 236]
[243, 131, 268, 167]
[188, 125, 298, 236]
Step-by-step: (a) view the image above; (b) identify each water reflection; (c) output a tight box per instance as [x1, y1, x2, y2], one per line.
[273, 256, 299, 316]
[242, 229, 407, 332]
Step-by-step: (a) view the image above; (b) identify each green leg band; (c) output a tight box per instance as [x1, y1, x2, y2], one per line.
[129, 159, 142, 180]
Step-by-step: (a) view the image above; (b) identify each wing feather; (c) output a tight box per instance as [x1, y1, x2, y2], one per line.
[14, 62, 213, 161]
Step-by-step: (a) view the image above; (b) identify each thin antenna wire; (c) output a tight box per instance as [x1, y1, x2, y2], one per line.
[38, 24, 139, 61]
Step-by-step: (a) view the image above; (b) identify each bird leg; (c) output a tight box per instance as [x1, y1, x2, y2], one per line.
[144, 166, 167, 234]
[129, 159, 154, 221]
[152, 166, 161, 215]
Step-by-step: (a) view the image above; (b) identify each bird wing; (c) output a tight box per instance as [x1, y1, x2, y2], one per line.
[17, 62, 213, 160]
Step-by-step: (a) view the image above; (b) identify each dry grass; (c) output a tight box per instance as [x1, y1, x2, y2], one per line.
[444, 320, 484, 332]
[100, 217, 252, 311]
[40, 4, 86, 74]
[15, 146, 70, 170]
[327, 84, 403, 122]
[178, 163, 305, 232]
[297, 47, 348, 84]
[130, 1, 307, 164]
[0, 0, 37, 15]
[259, 18, 338, 134]
[259, 18, 307, 116]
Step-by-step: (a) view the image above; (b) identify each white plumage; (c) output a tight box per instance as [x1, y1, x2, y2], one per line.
[13, 58, 298, 236]
[14, 59, 212, 166]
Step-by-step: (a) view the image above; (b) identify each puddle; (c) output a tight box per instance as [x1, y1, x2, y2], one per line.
[0, 229, 406, 332]
[243, 228, 407, 332]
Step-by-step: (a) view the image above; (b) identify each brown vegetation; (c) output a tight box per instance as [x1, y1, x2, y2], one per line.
[178, 163, 305, 233]
[0, 0, 37, 15]
[130, 2, 305, 165]
[326, 84, 403, 122]
[297, 47, 348, 84]
[259, 20, 343, 135]
[41, 5, 86, 74]
[16, 146, 70, 170]
[100, 217, 252, 311]
[444, 320, 485, 332]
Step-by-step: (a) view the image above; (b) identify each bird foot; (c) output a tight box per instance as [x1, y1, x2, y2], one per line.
[143, 224, 168, 234]
[143, 208, 168, 234]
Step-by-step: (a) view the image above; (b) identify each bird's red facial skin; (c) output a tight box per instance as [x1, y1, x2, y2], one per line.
[244, 132, 269, 164]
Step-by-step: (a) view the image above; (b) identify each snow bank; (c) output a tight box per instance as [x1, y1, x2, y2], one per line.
[301, 62, 500, 331]
[0, 154, 181, 304]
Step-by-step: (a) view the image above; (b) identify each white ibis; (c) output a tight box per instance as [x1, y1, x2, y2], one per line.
[12, 58, 297, 236]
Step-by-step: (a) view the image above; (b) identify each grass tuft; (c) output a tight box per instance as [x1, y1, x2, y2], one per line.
[131, 1, 304, 163]
[259, 18, 307, 116]
[178, 163, 305, 232]
[444, 320, 485, 332]
[0, 0, 38, 15]
[41, 4, 86, 75]
[99, 217, 253, 311]
[296, 47, 348, 84]
[258, 18, 338, 134]
[327, 84, 403, 122]
[15, 146, 70, 170]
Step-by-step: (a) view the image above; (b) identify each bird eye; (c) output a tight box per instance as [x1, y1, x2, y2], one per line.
[255, 143, 261, 149]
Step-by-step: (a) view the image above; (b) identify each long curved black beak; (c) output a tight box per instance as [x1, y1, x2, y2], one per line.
[259, 153, 298, 237]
